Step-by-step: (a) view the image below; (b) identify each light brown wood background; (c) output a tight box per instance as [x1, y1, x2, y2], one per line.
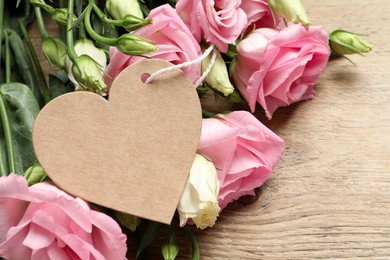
[29, 0, 390, 259]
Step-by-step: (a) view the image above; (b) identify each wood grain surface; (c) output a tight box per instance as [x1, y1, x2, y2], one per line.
[28, 0, 390, 259]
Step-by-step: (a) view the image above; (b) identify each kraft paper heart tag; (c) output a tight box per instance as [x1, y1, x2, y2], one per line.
[33, 59, 202, 224]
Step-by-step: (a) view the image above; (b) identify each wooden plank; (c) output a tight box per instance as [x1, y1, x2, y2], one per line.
[27, 0, 390, 258]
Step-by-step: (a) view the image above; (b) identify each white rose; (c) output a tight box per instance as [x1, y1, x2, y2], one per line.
[178, 153, 220, 229]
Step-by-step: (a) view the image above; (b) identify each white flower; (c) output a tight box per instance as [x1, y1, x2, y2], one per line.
[105, 0, 143, 20]
[178, 153, 220, 229]
[66, 39, 107, 92]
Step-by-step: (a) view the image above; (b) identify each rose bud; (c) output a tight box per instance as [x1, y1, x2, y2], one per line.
[329, 29, 373, 56]
[178, 153, 220, 229]
[115, 34, 157, 55]
[105, 0, 144, 20]
[202, 47, 234, 96]
[268, 0, 311, 27]
[42, 37, 67, 70]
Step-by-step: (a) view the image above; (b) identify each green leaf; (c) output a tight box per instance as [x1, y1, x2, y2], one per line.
[49, 74, 74, 99]
[136, 221, 161, 258]
[8, 30, 44, 106]
[0, 83, 40, 174]
[70, 4, 89, 31]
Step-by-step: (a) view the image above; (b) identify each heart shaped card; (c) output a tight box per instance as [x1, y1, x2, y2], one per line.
[33, 59, 202, 224]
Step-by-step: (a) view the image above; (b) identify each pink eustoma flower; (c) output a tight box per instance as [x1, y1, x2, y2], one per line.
[0, 174, 127, 260]
[176, 0, 247, 52]
[232, 24, 330, 119]
[198, 111, 284, 209]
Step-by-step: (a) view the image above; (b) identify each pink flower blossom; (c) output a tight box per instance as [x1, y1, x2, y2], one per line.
[0, 174, 127, 260]
[176, 0, 247, 52]
[105, 4, 201, 87]
[197, 111, 284, 209]
[240, 0, 281, 30]
[232, 24, 330, 119]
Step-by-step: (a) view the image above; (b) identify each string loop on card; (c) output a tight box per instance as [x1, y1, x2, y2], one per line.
[144, 45, 216, 87]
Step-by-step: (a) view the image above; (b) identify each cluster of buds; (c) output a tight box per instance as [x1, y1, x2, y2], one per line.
[30, 0, 157, 94]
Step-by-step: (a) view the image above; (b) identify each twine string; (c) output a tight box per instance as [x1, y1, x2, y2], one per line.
[144, 44, 216, 86]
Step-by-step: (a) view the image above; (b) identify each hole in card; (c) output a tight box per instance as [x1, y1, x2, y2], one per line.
[141, 73, 151, 84]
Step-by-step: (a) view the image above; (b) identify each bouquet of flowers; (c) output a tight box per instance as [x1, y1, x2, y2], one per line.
[0, 0, 372, 259]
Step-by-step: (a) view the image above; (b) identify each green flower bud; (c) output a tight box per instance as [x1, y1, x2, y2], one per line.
[42, 37, 67, 70]
[115, 34, 157, 55]
[66, 39, 107, 92]
[114, 211, 141, 231]
[268, 0, 311, 27]
[52, 8, 76, 26]
[122, 15, 152, 32]
[24, 163, 47, 186]
[71, 55, 107, 92]
[329, 29, 373, 56]
[105, 0, 144, 20]
[161, 235, 179, 260]
[202, 47, 234, 96]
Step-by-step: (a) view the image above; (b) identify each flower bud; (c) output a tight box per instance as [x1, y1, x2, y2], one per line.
[202, 48, 234, 96]
[178, 153, 220, 229]
[161, 233, 179, 260]
[115, 34, 157, 55]
[52, 8, 76, 26]
[105, 0, 144, 20]
[268, 0, 311, 27]
[24, 163, 46, 186]
[42, 37, 67, 70]
[114, 211, 141, 231]
[71, 55, 106, 92]
[66, 39, 107, 92]
[122, 15, 152, 32]
[329, 29, 373, 56]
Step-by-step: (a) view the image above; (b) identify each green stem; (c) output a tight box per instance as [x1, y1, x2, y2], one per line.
[59, 0, 66, 41]
[78, 23, 87, 39]
[4, 32, 10, 83]
[184, 226, 200, 260]
[84, 4, 117, 46]
[34, 7, 48, 39]
[91, 4, 124, 26]
[67, 0, 78, 63]
[0, 0, 4, 69]
[0, 91, 16, 174]
[18, 19, 51, 104]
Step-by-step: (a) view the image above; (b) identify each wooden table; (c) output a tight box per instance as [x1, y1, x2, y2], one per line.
[29, 0, 390, 258]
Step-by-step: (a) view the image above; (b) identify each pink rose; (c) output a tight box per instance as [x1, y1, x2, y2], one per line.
[105, 4, 201, 87]
[176, 0, 247, 52]
[0, 174, 127, 260]
[240, 0, 281, 30]
[197, 111, 284, 209]
[231, 24, 330, 119]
